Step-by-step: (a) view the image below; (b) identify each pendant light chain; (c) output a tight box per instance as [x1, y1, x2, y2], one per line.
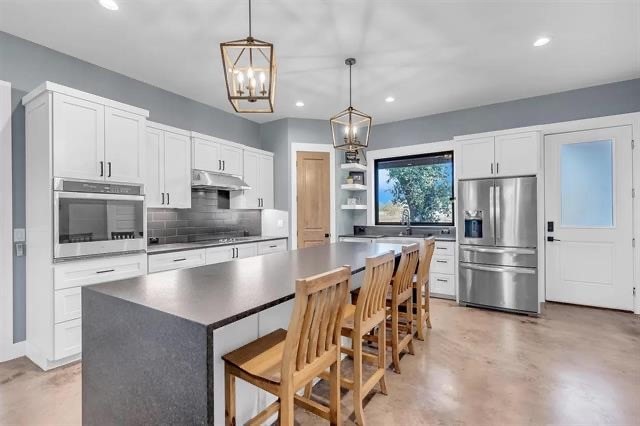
[248, 0, 252, 38]
[349, 62, 352, 108]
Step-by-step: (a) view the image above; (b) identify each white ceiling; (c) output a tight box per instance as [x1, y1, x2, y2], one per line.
[1, 1, 639, 124]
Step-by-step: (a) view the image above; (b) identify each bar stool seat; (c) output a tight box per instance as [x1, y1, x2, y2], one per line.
[223, 329, 287, 385]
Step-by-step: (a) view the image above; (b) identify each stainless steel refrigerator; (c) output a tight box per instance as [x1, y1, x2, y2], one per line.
[458, 176, 538, 313]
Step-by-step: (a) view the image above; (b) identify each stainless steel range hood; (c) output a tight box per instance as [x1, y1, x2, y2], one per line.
[191, 169, 251, 191]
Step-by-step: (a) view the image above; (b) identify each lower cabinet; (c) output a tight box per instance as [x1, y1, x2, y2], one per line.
[205, 243, 259, 265]
[258, 239, 288, 255]
[148, 249, 206, 273]
[429, 241, 456, 299]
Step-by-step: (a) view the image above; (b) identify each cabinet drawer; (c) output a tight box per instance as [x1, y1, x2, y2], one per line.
[54, 253, 147, 290]
[258, 239, 287, 255]
[148, 249, 205, 273]
[434, 241, 455, 256]
[431, 255, 455, 275]
[205, 246, 233, 265]
[54, 318, 82, 360]
[430, 273, 455, 297]
[54, 287, 81, 323]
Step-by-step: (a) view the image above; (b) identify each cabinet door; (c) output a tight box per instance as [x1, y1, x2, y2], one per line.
[236, 243, 258, 259]
[145, 127, 165, 208]
[205, 246, 234, 265]
[458, 137, 495, 179]
[52, 93, 105, 181]
[105, 107, 145, 184]
[220, 143, 243, 176]
[54, 318, 82, 360]
[242, 150, 261, 208]
[258, 155, 274, 209]
[192, 137, 220, 172]
[164, 131, 192, 208]
[494, 132, 539, 177]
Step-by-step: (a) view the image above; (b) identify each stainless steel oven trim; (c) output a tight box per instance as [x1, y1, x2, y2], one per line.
[53, 191, 145, 259]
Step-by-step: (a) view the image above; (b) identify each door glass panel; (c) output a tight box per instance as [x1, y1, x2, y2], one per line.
[560, 140, 613, 227]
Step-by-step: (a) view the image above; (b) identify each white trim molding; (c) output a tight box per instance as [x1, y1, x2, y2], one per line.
[364, 140, 455, 226]
[290, 143, 336, 250]
[0, 80, 24, 362]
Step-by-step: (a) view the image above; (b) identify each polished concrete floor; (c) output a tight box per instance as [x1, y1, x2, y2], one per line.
[1, 300, 638, 425]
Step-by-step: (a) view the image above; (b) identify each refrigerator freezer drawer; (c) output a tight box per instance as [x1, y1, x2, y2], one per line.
[459, 262, 538, 313]
[459, 245, 537, 268]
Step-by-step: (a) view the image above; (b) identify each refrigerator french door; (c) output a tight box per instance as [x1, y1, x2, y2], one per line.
[458, 176, 538, 313]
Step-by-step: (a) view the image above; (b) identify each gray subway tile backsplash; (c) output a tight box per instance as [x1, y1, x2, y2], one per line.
[147, 191, 261, 245]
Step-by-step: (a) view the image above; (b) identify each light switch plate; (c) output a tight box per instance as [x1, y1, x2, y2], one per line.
[13, 228, 25, 242]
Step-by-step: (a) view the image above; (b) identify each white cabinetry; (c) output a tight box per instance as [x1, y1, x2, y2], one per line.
[50, 91, 147, 184]
[257, 239, 287, 255]
[457, 132, 539, 179]
[205, 243, 258, 265]
[231, 150, 274, 209]
[145, 122, 192, 208]
[148, 249, 206, 273]
[192, 132, 243, 176]
[430, 241, 456, 298]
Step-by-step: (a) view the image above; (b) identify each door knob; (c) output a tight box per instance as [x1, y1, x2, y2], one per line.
[324, 233, 330, 238]
[547, 236, 561, 242]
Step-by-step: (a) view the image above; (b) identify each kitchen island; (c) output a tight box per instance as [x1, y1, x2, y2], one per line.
[82, 242, 403, 426]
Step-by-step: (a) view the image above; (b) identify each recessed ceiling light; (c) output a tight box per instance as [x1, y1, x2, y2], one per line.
[295, 101, 304, 107]
[533, 37, 550, 47]
[385, 96, 395, 103]
[99, 0, 119, 11]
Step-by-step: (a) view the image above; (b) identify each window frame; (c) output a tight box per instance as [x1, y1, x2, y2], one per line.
[373, 150, 455, 226]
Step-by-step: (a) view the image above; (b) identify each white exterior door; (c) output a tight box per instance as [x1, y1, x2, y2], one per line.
[52, 93, 105, 181]
[458, 137, 495, 179]
[163, 131, 191, 208]
[545, 126, 634, 310]
[258, 155, 274, 209]
[145, 127, 164, 208]
[104, 107, 145, 184]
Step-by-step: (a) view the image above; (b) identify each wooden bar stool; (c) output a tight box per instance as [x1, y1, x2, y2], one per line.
[385, 243, 420, 374]
[414, 237, 435, 340]
[222, 266, 351, 426]
[307, 251, 395, 426]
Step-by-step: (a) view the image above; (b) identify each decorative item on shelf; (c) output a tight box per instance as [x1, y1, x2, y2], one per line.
[330, 58, 372, 152]
[345, 150, 360, 163]
[220, 0, 276, 113]
[347, 197, 358, 206]
[349, 172, 364, 185]
[346, 176, 354, 185]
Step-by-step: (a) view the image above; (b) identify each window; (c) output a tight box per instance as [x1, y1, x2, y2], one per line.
[374, 151, 454, 226]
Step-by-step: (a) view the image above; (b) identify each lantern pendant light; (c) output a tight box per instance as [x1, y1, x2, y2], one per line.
[220, 0, 276, 113]
[330, 58, 372, 152]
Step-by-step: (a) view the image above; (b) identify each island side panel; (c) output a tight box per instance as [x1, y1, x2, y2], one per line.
[82, 288, 210, 425]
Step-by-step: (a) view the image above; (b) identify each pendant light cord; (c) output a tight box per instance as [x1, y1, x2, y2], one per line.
[349, 63, 352, 108]
[248, 0, 252, 37]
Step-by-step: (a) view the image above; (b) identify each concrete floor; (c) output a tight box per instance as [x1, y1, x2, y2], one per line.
[1, 299, 638, 425]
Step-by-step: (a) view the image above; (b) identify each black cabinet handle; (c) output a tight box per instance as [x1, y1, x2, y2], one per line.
[218, 160, 222, 170]
[222, 161, 226, 171]
[167, 193, 170, 205]
[491, 163, 494, 174]
[161, 193, 165, 205]
[235, 248, 239, 258]
[436, 278, 448, 283]
[436, 260, 448, 263]
[96, 269, 114, 274]
[496, 162, 500, 174]
[107, 162, 112, 177]
[269, 245, 277, 248]
[99, 161, 104, 177]
[173, 258, 186, 262]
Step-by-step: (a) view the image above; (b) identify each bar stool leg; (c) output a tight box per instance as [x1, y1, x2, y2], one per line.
[224, 364, 236, 426]
[391, 304, 401, 374]
[416, 296, 425, 341]
[353, 333, 365, 425]
[377, 323, 388, 395]
[329, 360, 341, 426]
[279, 384, 295, 426]
[407, 299, 415, 356]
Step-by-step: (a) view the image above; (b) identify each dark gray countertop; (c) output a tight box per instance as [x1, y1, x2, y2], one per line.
[86, 242, 404, 330]
[146, 235, 288, 255]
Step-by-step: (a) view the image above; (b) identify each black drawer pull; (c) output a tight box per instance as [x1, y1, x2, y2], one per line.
[437, 247, 448, 250]
[269, 245, 277, 248]
[436, 260, 448, 263]
[436, 278, 448, 283]
[173, 258, 187, 262]
[96, 269, 115, 274]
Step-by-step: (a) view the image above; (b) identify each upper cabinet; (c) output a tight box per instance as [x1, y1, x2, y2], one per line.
[231, 150, 274, 209]
[457, 131, 540, 179]
[43, 85, 148, 184]
[192, 133, 243, 176]
[145, 122, 192, 209]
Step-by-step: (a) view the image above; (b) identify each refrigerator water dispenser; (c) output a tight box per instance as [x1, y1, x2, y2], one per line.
[464, 210, 483, 238]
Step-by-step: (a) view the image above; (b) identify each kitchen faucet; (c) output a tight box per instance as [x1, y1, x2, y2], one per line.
[400, 205, 412, 236]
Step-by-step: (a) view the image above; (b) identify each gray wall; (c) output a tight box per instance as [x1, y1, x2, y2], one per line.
[259, 119, 289, 211]
[370, 78, 640, 150]
[0, 31, 261, 343]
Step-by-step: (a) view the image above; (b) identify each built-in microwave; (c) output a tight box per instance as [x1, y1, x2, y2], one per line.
[53, 178, 145, 260]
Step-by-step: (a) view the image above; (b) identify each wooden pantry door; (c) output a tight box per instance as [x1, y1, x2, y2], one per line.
[296, 151, 330, 248]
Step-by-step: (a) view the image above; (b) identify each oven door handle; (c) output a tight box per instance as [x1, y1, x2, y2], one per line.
[56, 192, 144, 202]
[460, 263, 536, 275]
[460, 246, 536, 255]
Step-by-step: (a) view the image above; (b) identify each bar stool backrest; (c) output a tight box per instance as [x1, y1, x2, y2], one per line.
[416, 238, 436, 286]
[392, 243, 420, 301]
[282, 266, 351, 378]
[355, 251, 396, 328]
